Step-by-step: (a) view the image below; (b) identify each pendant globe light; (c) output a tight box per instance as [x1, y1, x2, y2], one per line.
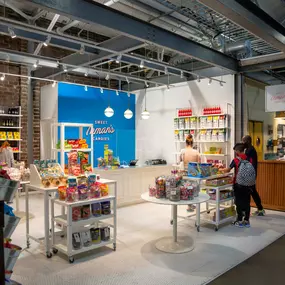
[124, 83, 133, 119]
[104, 63, 114, 118]
[141, 88, 150, 120]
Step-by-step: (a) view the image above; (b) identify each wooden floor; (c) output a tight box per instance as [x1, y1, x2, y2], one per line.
[207, 235, 285, 285]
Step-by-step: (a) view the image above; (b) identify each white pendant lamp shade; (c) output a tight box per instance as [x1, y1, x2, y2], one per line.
[104, 106, 114, 118]
[141, 110, 150, 120]
[124, 109, 133, 119]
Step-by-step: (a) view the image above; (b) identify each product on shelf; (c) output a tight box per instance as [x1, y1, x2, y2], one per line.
[188, 162, 212, 178]
[77, 176, 88, 200]
[212, 130, 218, 142]
[58, 186, 67, 201]
[174, 118, 179, 129]
[203, 106, 222, 115]
[101, 201, 111, 215]
[184, 130, 190, 141]
[72, 232, 82, 250]
[213, 116, 219, 128]
[179, 130, 184, 141]
[199, 130, 206, 141]
[149, 186, 156, 197]
[56, 139, 89, 150]
[208, 189, 233, 201]
[190, 117, 197, 129]
[90, 228, 101, 244]
[212, 206, 235, 221]
[99, 183, 109, 197]
[206, 176, 233, 187]
[67, 151, 80, 176]
[66, 178, 77, 202]
[178, 108, 192, 117]
[184, 117, 190, 129]
[72, 207, 82, 221]
[100, 226, 110, 241]
[218, 129, 226, 142]
[219, 115, 226, 128]
[174, 130, 179, 141]
[155, 176, 166, 198]
[81, 231, 92, 247]
[81, 205, 91, 219]
[179, 118, 185, 130]
[0, 131, 6, 140]
[206, 130, 212, 141]
[78, 152, 92, 174]
[91, 203, 101, 217]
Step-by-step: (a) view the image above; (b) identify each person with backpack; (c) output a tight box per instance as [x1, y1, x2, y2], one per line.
[242, 135, 265, 216]
[222, 143, 256, 228]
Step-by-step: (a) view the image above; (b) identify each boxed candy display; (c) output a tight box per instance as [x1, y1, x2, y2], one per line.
[188, 162, 212, 178]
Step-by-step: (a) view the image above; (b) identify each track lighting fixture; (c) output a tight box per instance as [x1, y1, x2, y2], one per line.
[63, 65, 68, 72]
[84, 85, 88, 91]
[100, 87, 104, 94]
[79, 44, 85, 55]
[52, 80, 56, 87]
[116, 54, 122, 64]
[164, 66, 168, 74]
[8, 28, 16, 39]
[33, 60, 39, 68]
[145, 81, 149, 88]
[140, 60, 144, 69]
[116, 90, 119, 96]
[105, 73, 110, 81]
[180, 71, 184, 79]
[167, 85, 170, 91]
[43, 36, 51, 47]
[208, 79, 212, 85]
[84, 72, 88, 77]
[0, 74, 5, 81]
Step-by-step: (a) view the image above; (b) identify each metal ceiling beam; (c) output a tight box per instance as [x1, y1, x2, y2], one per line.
[240, 59, 285, 72]
[34, 36, 144, 78]
[23, 0, 238, 72]
[240, 52, 285, 66]
[198, 0, 285, 52]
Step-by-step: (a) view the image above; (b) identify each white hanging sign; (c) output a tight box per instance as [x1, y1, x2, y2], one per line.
[265, 84, 285, 112]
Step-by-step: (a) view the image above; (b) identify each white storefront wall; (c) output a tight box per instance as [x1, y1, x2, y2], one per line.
[135, 75, 235, 165]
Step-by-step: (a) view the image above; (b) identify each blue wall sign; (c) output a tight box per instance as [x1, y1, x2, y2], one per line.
[57, 82, 136, 167]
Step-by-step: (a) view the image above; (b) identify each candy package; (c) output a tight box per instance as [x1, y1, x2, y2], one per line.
[89, 182, 101, 199]
[91, 203, 101, 217]
[58, 186, 67, 201]
[100, 226, 110, 241]
[72, 207, 82, 221]
[90, 228, 101, 244]
[66, 187, 77, 202]
[81, 230, 92, 247]
[81, 204, 91, 219]
[79, 152, 89, 174]
[99, 183, 109, 197]
[72, 233, 82, 250]
[101, 201, 111, 215]
[77, 176, 88, 200]
[149, 186, 156, 197]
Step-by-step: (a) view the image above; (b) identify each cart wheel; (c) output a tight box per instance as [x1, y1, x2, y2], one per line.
[197, 226, 200, 232]
[207, 211, 210, 214]
[170, 220, 173, 225]
[46, 252, 52, 258]
[52, 248, 58, 254]
[113, 243, 116, 251]
[60, 234, 65, 238]
[215, 226, 219, 232]
[69, 257, 74, 264]
[195, 222, 197, 227]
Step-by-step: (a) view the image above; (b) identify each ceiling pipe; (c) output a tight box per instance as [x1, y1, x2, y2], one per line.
[34, 13, 60, 55]
[104, 0, 120, 6]
[57, 20, 80, 33]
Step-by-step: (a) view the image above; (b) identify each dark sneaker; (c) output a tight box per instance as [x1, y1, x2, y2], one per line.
[232, 221, 244, 228]
[254, 209, 265, 216]
[244, 220, 251, 228]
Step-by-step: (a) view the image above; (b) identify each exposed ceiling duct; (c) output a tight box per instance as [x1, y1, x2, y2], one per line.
[223, 40, 252, 59]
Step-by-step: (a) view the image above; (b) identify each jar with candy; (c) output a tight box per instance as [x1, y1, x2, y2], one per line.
[180, 185, 189, 200]
[169, 187, 180, 202]
[149, 186, 156, 197]
[58, 185, 67, 201]
[66, 178, 77, 202]
[155, 176, 166, 199]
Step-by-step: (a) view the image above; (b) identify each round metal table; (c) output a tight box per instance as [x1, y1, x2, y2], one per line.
[141, 192, 210, 254]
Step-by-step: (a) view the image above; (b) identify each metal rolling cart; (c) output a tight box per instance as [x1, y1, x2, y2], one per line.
[50, 178, 117, 263]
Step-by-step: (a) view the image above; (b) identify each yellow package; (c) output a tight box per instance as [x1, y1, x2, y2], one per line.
[7, 132, 13, 140]
[0, 132, 6, 139]
[13, 132, 20, 139]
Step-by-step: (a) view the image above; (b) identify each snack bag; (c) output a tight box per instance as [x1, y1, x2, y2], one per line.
[58, 186, 67, 201]
[101, 201, 111, 215]
[72, 233, 82, 250]
[66, 187, 77, 202]
[81, 205, 91, 219]
[99, 183, 109, 197]
[78, 184, 88, 200]
[78, 152, 89, 174]
[91, 203, 101, 217]
[81, 230, 92, 247]
[100, 227, 110, 241]
[90, 228, 101, 244]
[72, 206, 82, 221]
[89, 182, 101, 199]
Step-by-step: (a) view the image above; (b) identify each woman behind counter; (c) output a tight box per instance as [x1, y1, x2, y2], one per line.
[180, 134, 200, 212]
[0, 141, 15, 167]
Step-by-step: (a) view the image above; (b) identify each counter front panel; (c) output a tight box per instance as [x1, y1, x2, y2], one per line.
[254, 161, 285, 211]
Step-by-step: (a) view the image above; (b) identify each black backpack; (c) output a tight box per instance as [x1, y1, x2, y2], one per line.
[236, 158, 256, 186]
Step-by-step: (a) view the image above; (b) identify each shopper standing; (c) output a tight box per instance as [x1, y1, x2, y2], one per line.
[180, 134, 200, 212]
[223, 143, 255, 228]
[242, 135, 265, 216]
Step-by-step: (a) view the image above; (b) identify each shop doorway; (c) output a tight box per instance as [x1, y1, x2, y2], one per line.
[248, 120, 263, 161]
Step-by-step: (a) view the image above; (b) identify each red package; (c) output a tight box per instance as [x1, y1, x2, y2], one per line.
[81, 205, 91, 219]
[72, 207, 82, 221]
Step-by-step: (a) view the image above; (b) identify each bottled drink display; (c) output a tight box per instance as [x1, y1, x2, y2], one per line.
[203, 106, 222, 115]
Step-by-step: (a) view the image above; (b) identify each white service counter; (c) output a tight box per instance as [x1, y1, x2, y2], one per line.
[96, 165, 172, 207]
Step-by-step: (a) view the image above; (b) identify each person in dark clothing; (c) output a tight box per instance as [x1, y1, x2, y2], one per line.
[242, 135, 265, 216]
[223, 143, 252, 228]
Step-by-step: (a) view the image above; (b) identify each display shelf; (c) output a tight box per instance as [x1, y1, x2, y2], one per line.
[197, 140, 227, 143]
[198, 113, 226, 117]
[52, 148, 92, 153]
[208, 197, 234, 204]
[174, 128, 196, 131]
[203, 215, 235, 225]
[51, 122, 94, 172]
[54, 214, 114, 227]
[203, 184, 233, 191]
[174, 116, 197, 119]
[0, 139, 22, 142]
[0, 114, 22, 118]
[197, 127, 228, 130]
[54, 195, 115, 207]
[201, 153, 228, 157]
[0, 127, 22, 129]
[54, 239, 114, 256]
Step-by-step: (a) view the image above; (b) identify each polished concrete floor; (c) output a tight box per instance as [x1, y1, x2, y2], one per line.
[10, 194, 285, 285]
[207, 234, 285, 285]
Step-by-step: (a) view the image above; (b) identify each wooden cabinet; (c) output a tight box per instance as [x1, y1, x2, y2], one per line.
[252, 161, 285, 211]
